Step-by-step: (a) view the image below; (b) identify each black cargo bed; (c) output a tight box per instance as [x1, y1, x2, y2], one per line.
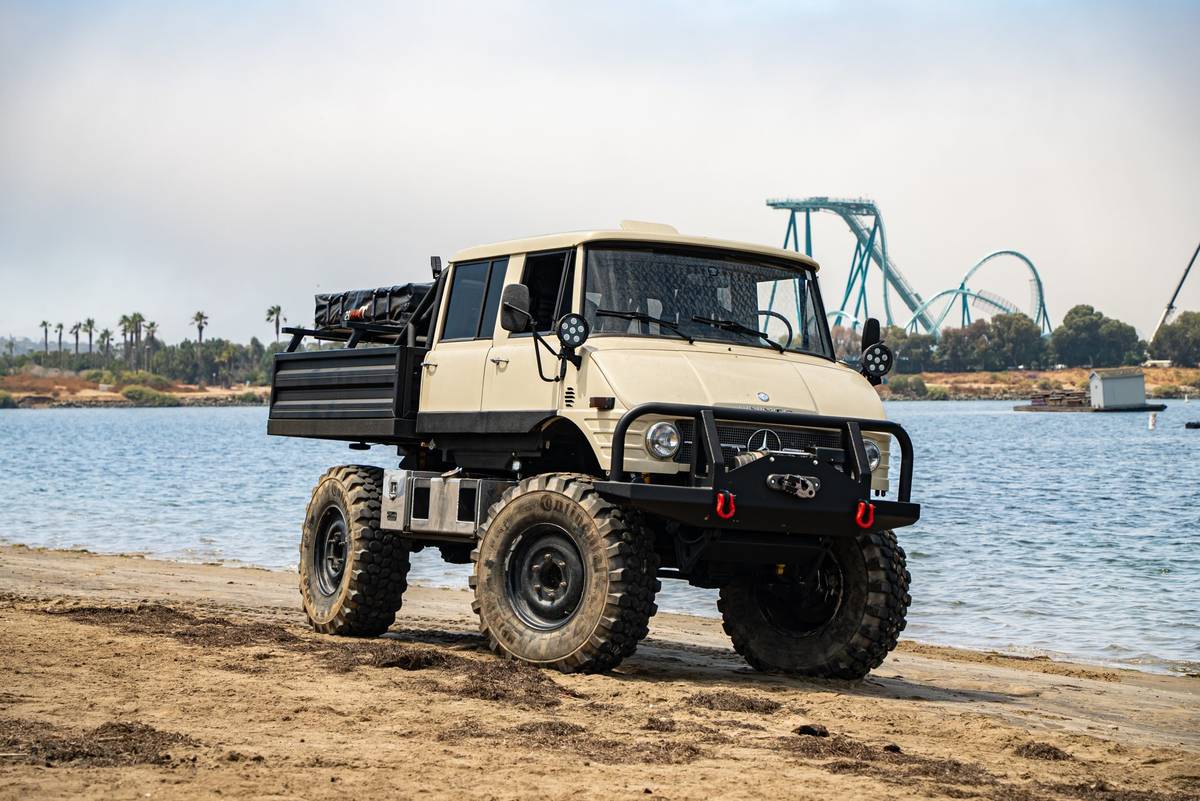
[267, 345, 426, 444]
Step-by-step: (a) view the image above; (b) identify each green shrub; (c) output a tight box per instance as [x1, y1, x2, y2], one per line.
[1036, 377, 1057, 390]
[235, 391, 261, 404]
[887, 375, 927, 398]
[1151, 384, 1183, 399]
[82, 369, 117, 384]
[0, 390, 15, 409]
[926, 386, 950, 401]
[119, 371, 172, 391]
[121, 385, 179, 407]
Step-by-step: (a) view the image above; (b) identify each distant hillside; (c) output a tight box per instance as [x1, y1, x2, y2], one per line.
[3, 336, 46, 356]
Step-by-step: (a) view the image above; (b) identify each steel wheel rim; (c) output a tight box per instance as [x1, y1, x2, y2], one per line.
[314, 506, 349, 597]
[756, 558, 845, 636]
[504, 523, 586, 631]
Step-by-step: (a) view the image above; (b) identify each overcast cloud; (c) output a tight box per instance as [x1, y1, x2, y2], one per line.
[1, 0, 1198, 344]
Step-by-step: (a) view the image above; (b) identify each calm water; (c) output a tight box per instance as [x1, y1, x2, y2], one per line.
[1, 402, 1197, 674]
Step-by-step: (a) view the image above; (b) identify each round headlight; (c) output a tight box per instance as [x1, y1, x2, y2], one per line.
[645, 421, 681, 460]
[863, 439, 882, 472]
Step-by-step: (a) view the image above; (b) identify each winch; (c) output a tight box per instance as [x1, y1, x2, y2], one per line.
[766, 473, 821, 499]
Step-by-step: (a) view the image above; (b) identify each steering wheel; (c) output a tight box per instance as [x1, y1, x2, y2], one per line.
[757, 310, 794, 350]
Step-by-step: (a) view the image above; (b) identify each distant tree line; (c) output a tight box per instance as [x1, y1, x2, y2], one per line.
[2, 307, 289, 386]
[1150, 311, 1200, 368]
[841, 304, 1200, 372]
[5, 303, 1199, 385]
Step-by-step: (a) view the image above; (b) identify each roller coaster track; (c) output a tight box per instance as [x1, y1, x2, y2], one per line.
[767, 197, 1052, 336]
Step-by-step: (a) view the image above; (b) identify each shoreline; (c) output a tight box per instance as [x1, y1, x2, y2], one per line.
[4, 542, 1191, 680]
[1, 544, 1196, 800]
[5, 393, 1190, 409]
[3, 366, 1195, 408]
[2, 389, 269, 410]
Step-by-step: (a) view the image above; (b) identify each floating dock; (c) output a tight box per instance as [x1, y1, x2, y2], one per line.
[1014, 369, 1166, 413]
[1013, 400, 1167, 413]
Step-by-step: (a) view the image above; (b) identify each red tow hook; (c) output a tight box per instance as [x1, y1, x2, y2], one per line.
[715, 491, 736, 520]
[855, 501, 875, 530]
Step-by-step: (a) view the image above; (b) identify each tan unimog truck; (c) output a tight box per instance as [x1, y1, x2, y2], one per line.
[268, 222, 918, 678]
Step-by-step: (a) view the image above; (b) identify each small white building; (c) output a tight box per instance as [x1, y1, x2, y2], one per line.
[1089, 368, 1147, 409]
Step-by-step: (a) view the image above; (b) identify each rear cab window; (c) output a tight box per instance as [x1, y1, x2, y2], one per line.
[440, 257, 508, 341]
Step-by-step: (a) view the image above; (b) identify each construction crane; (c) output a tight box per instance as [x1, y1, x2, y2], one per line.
[1151, 240, 1200, 343]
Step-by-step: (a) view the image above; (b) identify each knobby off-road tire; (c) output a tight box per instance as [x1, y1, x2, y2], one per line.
[470, 473, 660, 673]
[719, 529, 910, 680]
[299, 465, 411, 636]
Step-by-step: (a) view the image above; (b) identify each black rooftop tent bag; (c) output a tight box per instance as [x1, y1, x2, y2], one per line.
[313, 283, 432, 330]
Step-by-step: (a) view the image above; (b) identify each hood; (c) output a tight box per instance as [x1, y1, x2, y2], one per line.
[587, 344, 886, 419]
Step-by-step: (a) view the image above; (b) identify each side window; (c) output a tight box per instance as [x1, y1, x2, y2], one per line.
[441, 258, 508, 340]
[519, 250, 574, 332]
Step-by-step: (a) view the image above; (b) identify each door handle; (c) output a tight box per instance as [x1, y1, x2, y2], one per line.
[490, 357, 509, 366]
[420, 360, 437, 371]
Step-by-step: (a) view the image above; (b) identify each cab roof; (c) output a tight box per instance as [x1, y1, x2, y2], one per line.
[450, 221, 820, 271]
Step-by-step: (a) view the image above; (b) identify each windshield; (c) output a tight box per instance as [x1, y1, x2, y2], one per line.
[583, 246, 833, 359]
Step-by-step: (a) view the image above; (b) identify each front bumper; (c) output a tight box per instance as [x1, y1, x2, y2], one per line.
[593, 403, 919, 536]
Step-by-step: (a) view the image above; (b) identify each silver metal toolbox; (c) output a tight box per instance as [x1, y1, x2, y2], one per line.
[380, 468, 512, 539]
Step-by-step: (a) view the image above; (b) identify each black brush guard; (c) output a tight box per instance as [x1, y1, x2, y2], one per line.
[593, 403, 919, 536]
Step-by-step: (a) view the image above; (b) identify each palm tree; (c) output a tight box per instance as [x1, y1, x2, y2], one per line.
[54, 323, 63, 365]
[40, 321, 50, 354]
[70, 322, 81, 355]
[266, 305, 283, 342]
[218, 342, 237, 387]
[5, 337, 13, 358]
[99, 329, 113, 359]
[118, 314, 131, 365]
[192, 311, 208, 344]
[129, 312, 145, 370]
[82, 318, 96, 354]
[143, 321, 158, 369]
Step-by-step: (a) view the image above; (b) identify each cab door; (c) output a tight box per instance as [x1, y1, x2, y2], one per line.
[419, 258, 507, 413]
[482, 249, 576, 412]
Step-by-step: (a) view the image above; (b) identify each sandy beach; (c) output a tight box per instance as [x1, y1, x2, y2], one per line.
[0, 544, 1196, 801]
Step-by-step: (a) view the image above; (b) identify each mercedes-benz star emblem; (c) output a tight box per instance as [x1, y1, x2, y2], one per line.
[756, 391, 770, 402]
[747, 428, 782, 452]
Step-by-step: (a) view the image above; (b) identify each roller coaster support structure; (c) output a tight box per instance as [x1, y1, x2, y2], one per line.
[768, 197, 934, 332]
[768, 196, 1052, 337]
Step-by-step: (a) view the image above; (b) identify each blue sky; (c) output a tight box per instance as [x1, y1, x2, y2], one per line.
[1, 1, 1198, 343]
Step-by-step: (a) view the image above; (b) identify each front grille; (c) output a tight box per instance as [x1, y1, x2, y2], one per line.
[674, 419, 842, 464]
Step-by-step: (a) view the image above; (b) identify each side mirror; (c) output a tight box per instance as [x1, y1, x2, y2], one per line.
[861, 317, 881, 351]
[555, 313, 590, 349]
[430, 256, 442, 279]
[500, 284, 531, 333]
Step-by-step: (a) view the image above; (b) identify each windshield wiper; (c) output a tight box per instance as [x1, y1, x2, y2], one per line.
[596, 309, 695, 343]
[690, 315, 784, 353]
